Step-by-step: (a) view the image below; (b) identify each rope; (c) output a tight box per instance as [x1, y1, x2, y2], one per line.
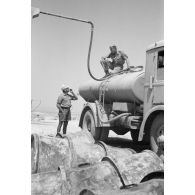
[31, 99, 41, 112]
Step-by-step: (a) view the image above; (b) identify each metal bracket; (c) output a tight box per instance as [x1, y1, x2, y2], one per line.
[149, 75, 154, 89]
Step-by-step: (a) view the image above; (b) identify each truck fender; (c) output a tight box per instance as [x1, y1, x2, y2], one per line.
[138, 105, 164, 141]
[79, 103, 99, 127]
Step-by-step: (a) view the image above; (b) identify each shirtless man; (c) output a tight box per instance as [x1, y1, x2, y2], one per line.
[100, 45, 130, 76]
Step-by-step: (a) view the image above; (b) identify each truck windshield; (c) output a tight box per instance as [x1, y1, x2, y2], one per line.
[158, 50, 164, 68]
[157, 50, 164, 80]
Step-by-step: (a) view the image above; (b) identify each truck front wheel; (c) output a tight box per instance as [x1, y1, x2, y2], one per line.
[82, 110, 101, 140]
[150, 113, 164, 153]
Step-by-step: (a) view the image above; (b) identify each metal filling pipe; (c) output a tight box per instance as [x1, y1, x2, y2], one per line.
[39, 11, 106, 81]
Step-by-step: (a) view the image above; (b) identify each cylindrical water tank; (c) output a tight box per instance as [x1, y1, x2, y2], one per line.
[79, 71, 145, 104]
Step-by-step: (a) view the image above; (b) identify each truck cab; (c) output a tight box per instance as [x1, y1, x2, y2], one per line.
[139, 40, 164, 153]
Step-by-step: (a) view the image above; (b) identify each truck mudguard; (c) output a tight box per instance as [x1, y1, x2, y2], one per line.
[138, 105, 164, 141]
[79, 102, 99, 127]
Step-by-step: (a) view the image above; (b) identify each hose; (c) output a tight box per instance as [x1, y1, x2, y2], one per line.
[39, 11, 143, 81]
[40, 11, 106, 81]
[86, 23, 109, 81]
[95, 100, 131, 124]
[99, 113, 131, 124]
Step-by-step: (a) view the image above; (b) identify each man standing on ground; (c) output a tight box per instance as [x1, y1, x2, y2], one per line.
[56, 85, 78, 136]
[100, 45, 130, 76]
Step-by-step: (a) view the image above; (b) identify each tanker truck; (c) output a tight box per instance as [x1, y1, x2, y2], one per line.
[32, 9, 163, 153]
[79, 40, 164, 154]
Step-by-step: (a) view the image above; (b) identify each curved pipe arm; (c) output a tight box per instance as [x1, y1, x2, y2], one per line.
[33, 10, 144, 81]
[38, 11, 106, 81]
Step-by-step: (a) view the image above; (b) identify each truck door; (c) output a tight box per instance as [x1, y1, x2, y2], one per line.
[143, 47, 164, 116]
[153, 49, 164, 104]
[144, 49, 155, 116]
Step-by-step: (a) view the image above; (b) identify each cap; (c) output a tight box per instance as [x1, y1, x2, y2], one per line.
[61, 84, 69, 91]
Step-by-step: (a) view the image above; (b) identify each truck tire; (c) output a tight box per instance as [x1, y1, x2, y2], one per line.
[82, 110, 101, 140]
[150, 113, 164, 153]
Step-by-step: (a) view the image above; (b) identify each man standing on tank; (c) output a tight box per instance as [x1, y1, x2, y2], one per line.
[100, 45, 130, 76]
[56, 85, 78, 136]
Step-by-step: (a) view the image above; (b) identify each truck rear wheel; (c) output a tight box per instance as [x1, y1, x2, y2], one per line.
[150, 113, 164, 153]
[82, 110, 101, 140]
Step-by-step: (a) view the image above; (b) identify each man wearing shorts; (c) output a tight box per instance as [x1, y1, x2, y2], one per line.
[56, 85, 78, 135]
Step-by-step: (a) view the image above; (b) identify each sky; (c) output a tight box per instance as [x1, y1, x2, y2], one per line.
[31, 0, 164, 114]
